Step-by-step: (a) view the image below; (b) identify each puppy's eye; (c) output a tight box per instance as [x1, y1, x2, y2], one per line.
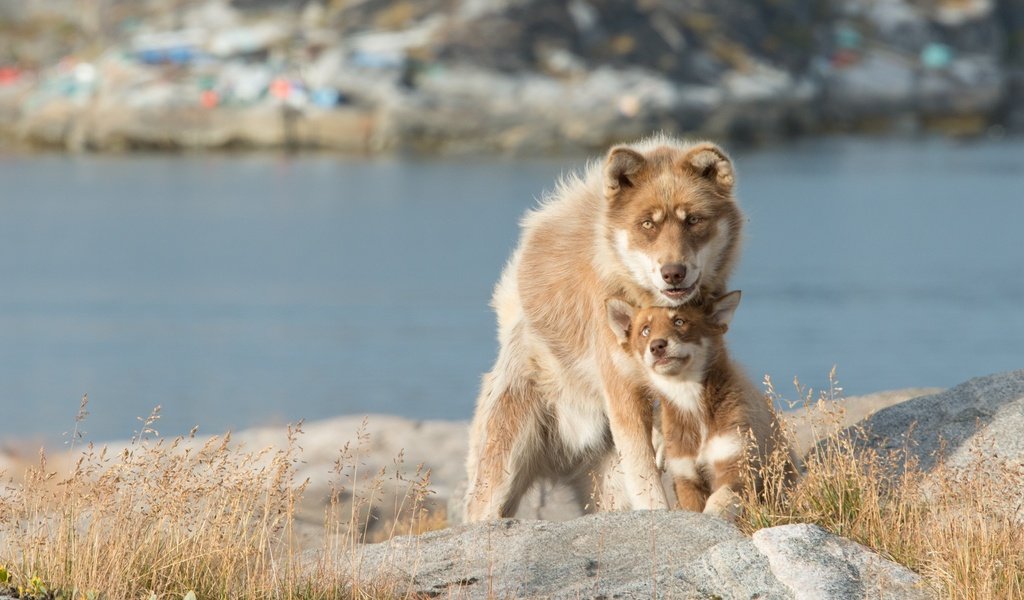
[640, 326, 650, 337]
[686, 215, 704, 226]
[673, 318, 685, 327]
[641, 220, 654, 230]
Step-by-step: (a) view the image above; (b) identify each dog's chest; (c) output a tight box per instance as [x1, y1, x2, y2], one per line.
[652, 376, 707, 434]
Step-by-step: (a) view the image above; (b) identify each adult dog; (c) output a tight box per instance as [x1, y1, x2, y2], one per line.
[464, 135, 744, 521]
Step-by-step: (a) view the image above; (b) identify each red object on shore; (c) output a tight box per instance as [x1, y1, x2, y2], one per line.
[200, 90, 219, 108]
[269, 77, 290, 99]
[831, 50, 860, 68]
[0, 67, 21, 85]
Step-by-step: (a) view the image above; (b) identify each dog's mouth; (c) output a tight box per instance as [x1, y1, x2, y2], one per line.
[661, 283, 697, 302]
[652, 354, 691, 372]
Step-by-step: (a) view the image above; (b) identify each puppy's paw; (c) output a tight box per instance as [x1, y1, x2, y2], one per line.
[703, 487, 741, 522]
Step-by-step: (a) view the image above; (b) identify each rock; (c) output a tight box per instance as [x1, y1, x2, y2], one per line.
[430, 0, 819, 80]
[821, 51, 918, 114]
[846, 370, 1024, 521]
[343, 510, 926, 599]
[856, 370, 1024, 472]
[783, 387, 940, 454]
[381, 64, 686, 155]
[752, 524, 931, 600]
[228, 414, 470, 539]
[722, 64, 797, 103]
[26, 103, 379, 153]
[917, 55, 1003, 115]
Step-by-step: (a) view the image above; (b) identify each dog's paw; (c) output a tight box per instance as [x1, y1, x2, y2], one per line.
[703, 487, 741, 522]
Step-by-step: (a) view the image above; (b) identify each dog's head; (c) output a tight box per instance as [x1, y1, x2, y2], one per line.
[606, 291, 741, 379]
[603, 139, 742, 306]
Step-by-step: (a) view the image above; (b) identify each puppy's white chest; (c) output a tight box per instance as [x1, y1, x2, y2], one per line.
[651, 376, 705, 418]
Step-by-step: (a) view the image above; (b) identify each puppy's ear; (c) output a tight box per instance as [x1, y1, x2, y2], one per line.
[709, 290, 741, 332]
[680, 143, 734, 191]
[604, 147, 646, 198]
[605, 298, 636, 344]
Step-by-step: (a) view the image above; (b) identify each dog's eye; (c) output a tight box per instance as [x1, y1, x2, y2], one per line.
[673, 318, 685, 327]
[641, 220, 654, 230]
[686, 215, 704, 226]
[640, 326, 650, 337]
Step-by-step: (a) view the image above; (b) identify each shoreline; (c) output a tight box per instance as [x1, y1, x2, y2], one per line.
[1, 93, 1018, 157]
[4, 1, 1023, 156]
[1, 123, 1020, 158]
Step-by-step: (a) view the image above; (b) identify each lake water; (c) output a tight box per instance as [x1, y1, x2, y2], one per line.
[2, 138, 1023, 444]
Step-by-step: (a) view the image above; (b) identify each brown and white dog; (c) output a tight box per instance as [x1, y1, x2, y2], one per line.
[464, 135, 744, 521]
[606, 292, 798, 519]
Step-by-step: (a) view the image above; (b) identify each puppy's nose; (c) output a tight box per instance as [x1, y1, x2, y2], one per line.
[661, 264, 687, 286]
[650, 338, 667, 358]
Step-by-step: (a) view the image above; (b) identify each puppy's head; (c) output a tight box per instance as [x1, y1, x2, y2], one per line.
[606, 291, 741, 379]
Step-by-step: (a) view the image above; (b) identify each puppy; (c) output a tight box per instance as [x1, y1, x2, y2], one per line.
[607, 291, 797, 519]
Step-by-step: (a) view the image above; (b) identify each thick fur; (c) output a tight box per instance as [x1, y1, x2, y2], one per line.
[607, 292, 799, 520]
[464, 135, 744, 521]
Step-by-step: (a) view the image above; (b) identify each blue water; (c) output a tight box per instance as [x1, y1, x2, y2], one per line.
[1, 138, 1022, 443]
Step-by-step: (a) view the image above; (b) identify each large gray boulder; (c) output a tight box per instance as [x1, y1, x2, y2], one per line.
[848, 370, 1024, 523]
[752, 524, 928, 600]
[345, 511, 930, 599]
[856, 370, 1024, 473]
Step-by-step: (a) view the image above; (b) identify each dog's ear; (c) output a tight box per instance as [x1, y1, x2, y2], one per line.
[604, 147, 646, 198]
[680, 143, 734, 191]
[708, 290, 741, 332]
[605, 298, 636, 344]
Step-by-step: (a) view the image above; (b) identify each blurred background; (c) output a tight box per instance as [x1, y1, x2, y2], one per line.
[1, 0, 1022, 444]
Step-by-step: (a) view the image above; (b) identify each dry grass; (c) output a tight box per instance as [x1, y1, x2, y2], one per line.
[739, 372, 1024, 600]
[4, 378, 1022, 599]
[0, 398, 441, 600]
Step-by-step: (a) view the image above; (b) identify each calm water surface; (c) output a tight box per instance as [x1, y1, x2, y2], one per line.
[2, 139, 1022, 443]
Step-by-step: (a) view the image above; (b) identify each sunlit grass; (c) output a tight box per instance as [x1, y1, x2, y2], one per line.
[2, 376, 1021, 599]
[739, 371, 1024, 599]
[0, 397, 442, 600]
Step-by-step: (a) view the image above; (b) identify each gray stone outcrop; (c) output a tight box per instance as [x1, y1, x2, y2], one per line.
[854, 370, 1024, 472]
[344, 510, 931, 599]
[752, 524, 929, 600]
[851, 370, 1024, 521]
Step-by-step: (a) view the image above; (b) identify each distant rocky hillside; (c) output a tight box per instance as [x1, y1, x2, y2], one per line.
[1, 0, 1022, 153]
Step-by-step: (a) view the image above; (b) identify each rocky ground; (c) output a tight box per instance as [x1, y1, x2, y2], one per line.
[2, 371, 1022, 596]
[336, 371, 1023, 598]
[0, 384, 951, 539]
[346, 511, 930, 599]
[1, 0, 1023, 154]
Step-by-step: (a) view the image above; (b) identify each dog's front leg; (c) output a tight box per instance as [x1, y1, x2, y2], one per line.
[601, 371, 669, 511]
[704, 436, 745, 521]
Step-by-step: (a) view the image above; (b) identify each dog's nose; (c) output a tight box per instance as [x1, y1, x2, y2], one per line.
[650, 338, 667, 358]
[661, 264, 687, 286]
